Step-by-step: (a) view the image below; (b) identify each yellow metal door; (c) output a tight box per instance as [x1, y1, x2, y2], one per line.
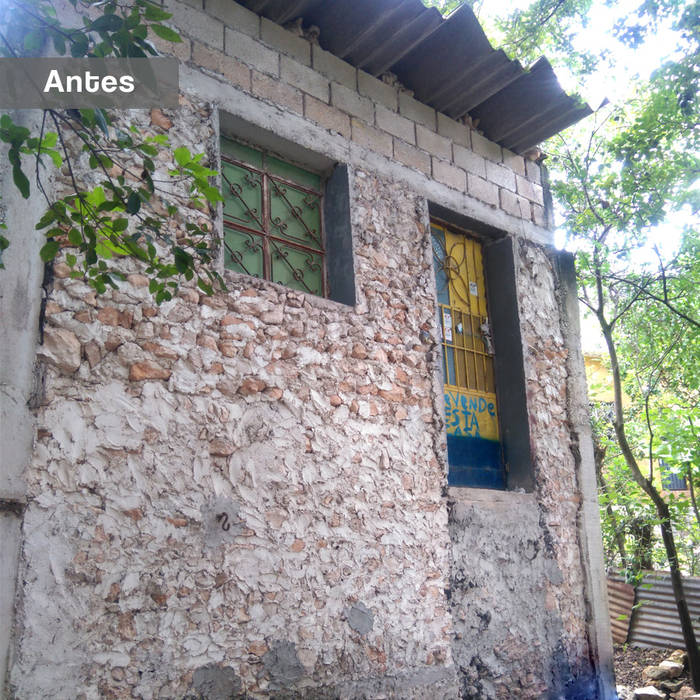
[431, 221, 504, 487]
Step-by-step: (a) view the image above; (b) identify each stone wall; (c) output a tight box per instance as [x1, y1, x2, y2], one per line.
[10, 152, 462, 697]
[447, 241, 600, 700]
[3, 2, 614, 697]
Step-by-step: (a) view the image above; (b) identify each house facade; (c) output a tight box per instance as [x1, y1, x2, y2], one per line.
[1, 1, 615, 697]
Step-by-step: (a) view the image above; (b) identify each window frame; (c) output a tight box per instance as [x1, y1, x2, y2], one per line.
[217, 115, 356, 307]
[429, 203, 534, 492]
[221, 137, 328, 298]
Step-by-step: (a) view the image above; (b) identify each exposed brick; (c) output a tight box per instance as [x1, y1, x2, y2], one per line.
[351, 118, 392, 158]
[150, 109, 172, 131]
[169, 0, 224, 50]
[252, 70, 303, 113]
[193, 41, 251, 89]
[37, 328, 81, 373]
[281, 55, 329, 102]
[526, 159, 542, 183]
[393, 138, 430, 175]
[416, 125, 451, 160]
[453, 144, 486, 178]
[142, 341, 179, 360]
[485, 160, 516, 191]
[467, 173, 498, 206]
[376, 104, 414, 144]
[500, 188, 531, 219]
[260, 17, 310, 65]
[331, 82, 374, 122]
[304, 95, 351, 138]
[313, 45, 356, 89]
[470, 130, 502, 163]
[224, 27, 278, 76]
[358, 70, 398, 110]
[204, 0, 259, 36]
[432, 157, 466, 191]
[503, 149, 526, 177]
[209, 438, 235, 456]
[437, 113, 471, 148]
[516, 174, 545, 205]
[378, 386, 404, 402]
[97, 307, 133, 328]
[398, 92, 435, 129]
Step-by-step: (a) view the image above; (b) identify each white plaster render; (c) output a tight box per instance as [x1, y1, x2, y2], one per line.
[12, 140, 463, 696]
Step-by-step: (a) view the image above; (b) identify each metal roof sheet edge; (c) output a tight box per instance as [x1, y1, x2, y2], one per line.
[236, 0, 593, 154]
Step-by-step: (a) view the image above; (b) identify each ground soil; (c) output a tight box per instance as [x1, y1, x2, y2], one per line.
[614, 643, 690, 690]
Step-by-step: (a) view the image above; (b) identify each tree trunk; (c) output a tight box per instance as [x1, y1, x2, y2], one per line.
[594, 440, 628, 570]
[600, 314, 700, 689]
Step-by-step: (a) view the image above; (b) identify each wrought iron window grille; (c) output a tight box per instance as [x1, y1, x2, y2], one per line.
[221, 137, 327, 298]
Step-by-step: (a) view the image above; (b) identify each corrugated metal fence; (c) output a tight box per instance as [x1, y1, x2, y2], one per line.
[607, 575, 635, 644]
[607, 573, 700, 648]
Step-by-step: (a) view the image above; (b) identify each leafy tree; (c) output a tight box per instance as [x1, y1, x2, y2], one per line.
[449, 0, 700, 683]
[0, 0, 224, 302]
[546, 0, 700, 684]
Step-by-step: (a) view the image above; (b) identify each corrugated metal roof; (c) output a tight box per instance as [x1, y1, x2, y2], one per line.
[237, 0, 592, 153]
[629, 572, 700, 649]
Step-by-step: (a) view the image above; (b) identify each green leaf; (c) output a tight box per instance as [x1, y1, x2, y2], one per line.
[144, 4, 172, 21]
[39, 240, 60, 262]
[90, 14, 124, 31]
[35, 209, 57, 230]
[12, 164, 30, 199]
[45, 150, 62, 169]
[24, 30, 45, 52]
[173, 146, 191, 166]
[68, 228, 82, 246]
[94, 109, 109, 138]
[51, 32, 66, 55]
[150, 24, 182, 42]
[197, 277, 214, 295]
[66, 253, 77, 267]
[126, 191, 141, 214]
[0, 234, 9, 269]
[70, 33, 90, 57]
[112, 218, 129, 231]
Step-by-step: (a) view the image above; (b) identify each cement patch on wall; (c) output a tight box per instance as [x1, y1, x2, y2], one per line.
[448, 493, 595, 699]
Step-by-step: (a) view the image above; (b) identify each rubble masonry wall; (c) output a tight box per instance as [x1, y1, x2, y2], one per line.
[5, 2, 609, 697]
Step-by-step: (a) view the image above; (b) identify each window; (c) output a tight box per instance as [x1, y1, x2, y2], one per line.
[429, 204, 533, 491]
[221, 136, 326, 296]
[220, 132, 355, 306]
[660, 459, 687, 491]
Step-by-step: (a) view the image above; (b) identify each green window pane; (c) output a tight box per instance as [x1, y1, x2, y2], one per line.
[270, 240, 323, 296]
[224, 228, 264, 278]
[266, 154, 320, 190]
[222, 162, 264, 233]
[221, 137, 263, 168]
[269, 179, 322, 249]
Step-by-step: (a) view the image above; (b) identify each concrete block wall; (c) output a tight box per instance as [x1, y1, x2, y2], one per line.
[152, 0, 549, 240]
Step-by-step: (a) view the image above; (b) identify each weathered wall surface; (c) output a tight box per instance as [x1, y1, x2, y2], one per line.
[5, 2, 613, 697]
[448, 241, 598, 700]
[10, 156, 461, 697]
